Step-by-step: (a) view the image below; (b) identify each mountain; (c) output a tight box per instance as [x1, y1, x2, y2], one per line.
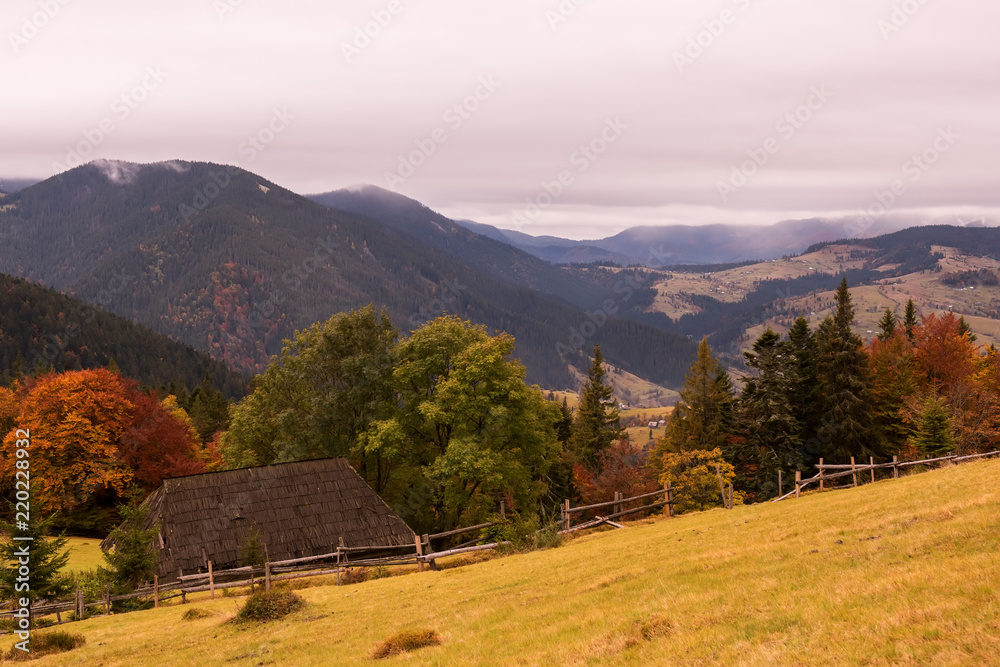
[0, 272, 248, 397]
[453, 216, 998, 267]
[0, 161, 698, 390]
[0, 178, 41, 194]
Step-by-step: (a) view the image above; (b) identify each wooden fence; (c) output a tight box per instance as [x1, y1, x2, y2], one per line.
[560, 484, 677, 534]
[774, 449, 1000, 502]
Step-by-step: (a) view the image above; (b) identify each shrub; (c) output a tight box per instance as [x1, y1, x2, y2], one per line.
[233, 589, 304, 623]
[2, 631, 85, 661]
[371, 629, 442, 659]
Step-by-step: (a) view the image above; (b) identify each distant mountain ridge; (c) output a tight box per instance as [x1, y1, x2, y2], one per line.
[453, 215, 998, 266]
[0, 162, 698, 390]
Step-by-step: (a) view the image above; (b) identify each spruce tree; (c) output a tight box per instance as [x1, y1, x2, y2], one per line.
[569, 345, 623, 471]
[0, 501, 71, 615]
[903, 299, 919, 341]
[657, 338, 735, 459]
[913, 394, 955, 458]
[814, 279, 878, 462]
[732, 329, 803, 499]
[877, 308, 897, 342]
[101, 496, 159, 592]
[786, 317, 820, 458]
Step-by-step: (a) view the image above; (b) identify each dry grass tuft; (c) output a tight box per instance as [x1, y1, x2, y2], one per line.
[371, 629, 442, 659]
[232, 590, 305, 623]
[181, 608, 214, 621]
[2, 631, 85, 661]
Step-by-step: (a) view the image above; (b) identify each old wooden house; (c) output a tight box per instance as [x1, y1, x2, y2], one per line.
[102, 458, 416, 582]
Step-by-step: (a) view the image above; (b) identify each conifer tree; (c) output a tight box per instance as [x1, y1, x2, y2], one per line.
[786, 317, 820, 457]
[903, 299, 919, 341]
[814, 279, 878, 462]
[731, 329, 803, 498]
[913, 394, 955, 458]
[569, 345, 623, 471]
[0, 501, 71, 615]
[877, 308, 897, 342]
[656, 338, 735, 460]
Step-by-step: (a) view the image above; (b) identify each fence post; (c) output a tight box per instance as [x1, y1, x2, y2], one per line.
[665, 483, 673, 518]
[613, 491, 620, 516]
[870, 457, 876, 484]
[423, 534, 437, 571]
[208, 560, 215, 600]
[75, 583, 81, 619]
[778, 470, 783, 496]
[893, 455, 899, 479]
[104, 585, 110, 615]
[851, 457, 857, 488]
[563, 499, 571, 531]
[154, 575, 159, 609]
[715, 465, 726, 507]
[819, 458, 825, 492]
[795, 471, 801, 498]
[265, 561, 271, 593]
[728, 483, 733, 509]
[415, 535, 425, 573]
[336, 549, 341, 587]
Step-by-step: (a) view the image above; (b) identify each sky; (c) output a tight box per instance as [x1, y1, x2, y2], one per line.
[3, 0, 999, 239]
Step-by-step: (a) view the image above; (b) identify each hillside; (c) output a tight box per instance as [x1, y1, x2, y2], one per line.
[0, 161, 697, 389]
[640, 225, 1000, 361]
[12, 458, 999, 665]
[0, 272, 247, 397]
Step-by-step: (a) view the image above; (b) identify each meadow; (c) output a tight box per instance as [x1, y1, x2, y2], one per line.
[7, 458, 999, 665]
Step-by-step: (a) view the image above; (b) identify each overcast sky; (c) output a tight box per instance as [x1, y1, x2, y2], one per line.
[3, 0, 998, 238]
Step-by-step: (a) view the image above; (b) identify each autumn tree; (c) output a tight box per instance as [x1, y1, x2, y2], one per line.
[569, 345, 624, 471]
[0, 370, 134, 524]
[572, 439, 658, 508]
[656, 338, 735, 459]
[657, 448, 737, 513]
[868, 329, 918, 457]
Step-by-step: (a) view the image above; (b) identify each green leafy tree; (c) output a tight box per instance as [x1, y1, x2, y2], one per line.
[814, 279, 878, 462]
[569, 345, 624, 471]
[101, 496, 159, 592]
[365, 316, 560, 533]
[655, 338, 735, 460]
[731, 329, 803, 500]
[221, 305, 398, 492]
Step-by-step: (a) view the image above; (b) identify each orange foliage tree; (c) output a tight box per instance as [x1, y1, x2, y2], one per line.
[572, 439, 659, 509]
[0, 369, 135, 516]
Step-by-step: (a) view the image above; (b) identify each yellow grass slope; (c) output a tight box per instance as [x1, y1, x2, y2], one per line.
[10, 459, 1000, 665]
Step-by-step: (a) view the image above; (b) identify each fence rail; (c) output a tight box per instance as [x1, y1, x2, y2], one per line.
[774, 449, 1000, 502]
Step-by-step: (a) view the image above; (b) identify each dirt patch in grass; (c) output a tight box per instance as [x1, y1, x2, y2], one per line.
[591, 615, 673, 657]
[232, 590, 305, 623]
[2, 631, 85, 661]
[371, 629, 442, 659]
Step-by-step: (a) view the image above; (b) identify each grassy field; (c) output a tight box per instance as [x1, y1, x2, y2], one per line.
[8, 458, 1000, 665]
[64, 538, 106, 574]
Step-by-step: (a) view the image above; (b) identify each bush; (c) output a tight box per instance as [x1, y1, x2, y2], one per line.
[233, 589, 304, 623]
[2, 631, 85, 661]
[371, 629, 442, 659]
